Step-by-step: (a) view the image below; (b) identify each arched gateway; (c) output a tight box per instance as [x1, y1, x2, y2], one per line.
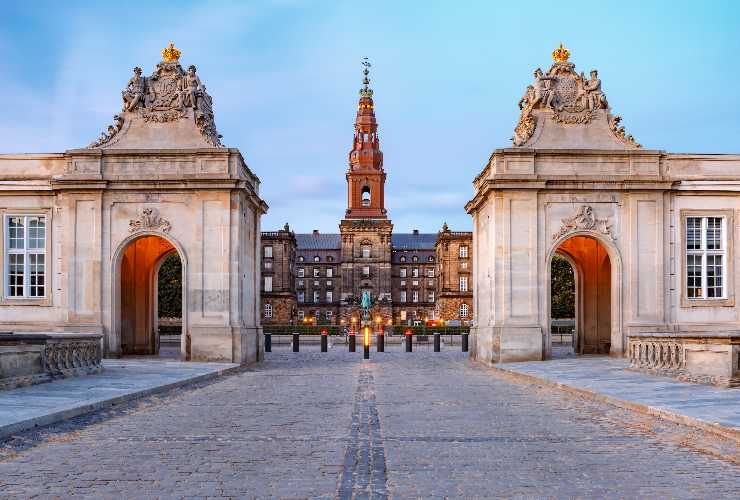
[466, 46, 740, 386]
[0, 43, 268, 364]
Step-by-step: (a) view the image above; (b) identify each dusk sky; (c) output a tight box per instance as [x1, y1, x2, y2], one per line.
[1, 1, 738, 232]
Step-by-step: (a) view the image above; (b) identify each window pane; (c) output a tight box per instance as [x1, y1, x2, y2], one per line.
[686, 254, 702, 298]
[28, 254, 45, 297]
[27, 217, 45, 250]
[8, 254, 24, 297]
[706, 217, 722, 250]
[706, 254, 723, 298]
[686, 217, 701, 251]
[8, 217, 25, 250]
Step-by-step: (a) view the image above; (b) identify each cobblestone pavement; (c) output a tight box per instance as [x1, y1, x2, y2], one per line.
[1, 347, 739, 499]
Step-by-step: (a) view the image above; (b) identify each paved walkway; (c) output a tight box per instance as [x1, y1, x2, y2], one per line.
[496, 355, 740, 433]
[0, 358, 238, 439]
[1, 347, 739, 498]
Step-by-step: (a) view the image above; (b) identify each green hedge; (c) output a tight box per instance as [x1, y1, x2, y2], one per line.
[551, 255, 575, 318]
[158, 253, 182, 319]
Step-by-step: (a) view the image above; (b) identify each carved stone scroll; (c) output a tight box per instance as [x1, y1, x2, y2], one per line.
[552, 205, 615, 242]
[129, 208, 171, 233]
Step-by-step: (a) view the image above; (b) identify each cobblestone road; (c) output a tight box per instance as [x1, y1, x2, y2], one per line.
[1, 348, 739, 499]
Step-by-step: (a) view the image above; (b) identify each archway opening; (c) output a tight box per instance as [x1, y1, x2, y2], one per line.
[550, 235, 612, 357]
[550, 255, 576, 358]
[361, 186, 371, 206]
[119, 235, 181, 357]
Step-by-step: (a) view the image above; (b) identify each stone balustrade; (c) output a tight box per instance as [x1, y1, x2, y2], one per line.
[0, 333, 103, 390]
[628, 333, 739, 387]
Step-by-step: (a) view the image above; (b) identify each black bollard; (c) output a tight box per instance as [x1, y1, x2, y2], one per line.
[377, 332, 384, 352]
[264, 332, 271, 353]
[461, 332, 469, 352]
[349, 332, 356, 352]
[292, 332, 300, 352]
[405, 331, 413, 352]
[320, 330, 328, 352]
[433, 332, 440, 352]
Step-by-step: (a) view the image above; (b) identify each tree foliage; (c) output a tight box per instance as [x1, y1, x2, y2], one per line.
[551, 255, 575, 318]
[158, 252, 182, 318]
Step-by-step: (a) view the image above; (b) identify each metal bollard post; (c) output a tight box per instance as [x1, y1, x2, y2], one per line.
[461, 332, 469, 352]
[377, 331, 384, 352]
[349, 332, 356, 352]
[320, 329, 328, 352]
[293, 332, 300, 352]
[405, 330, 413, 352]
[264, 332, 271, 353]
[433, 332, 440, 352]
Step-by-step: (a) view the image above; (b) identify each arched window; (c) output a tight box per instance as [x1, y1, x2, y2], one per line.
[361, 241, 371, 258]
[400, 256, 406, 263]
[428, 256, 435, 262]
[264, 303, 273, 319]
[298, 256, 304, 262]
[313, 256, 320, 262]
[361, 186, 371, 207]
[327, 256, 334, 262]
[459, 303, 469, 318]
[412, 256, 419, 262]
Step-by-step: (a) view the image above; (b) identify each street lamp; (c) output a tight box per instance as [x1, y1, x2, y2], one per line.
[363, 326, 370, 359]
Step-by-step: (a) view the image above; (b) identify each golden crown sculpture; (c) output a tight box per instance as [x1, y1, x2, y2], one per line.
[552, 43, 570, 63]
[161, 42, 181, 63]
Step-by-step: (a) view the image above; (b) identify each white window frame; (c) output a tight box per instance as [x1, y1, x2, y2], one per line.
[400, 290, 407, 303]
[297, 310, 305, 320]
[313, 290, 320, 303]
[3, 214, 49, 301]
[412, 290, 419, 303]
[297, 291, 305, 303]
[400, 268, 407, 278]
[263, 276, 273, 292]
[326, 267, 333, 278]
[459, 276, 468, 292]
[362, 245, 371, 258]
[263, 245, 273, 258]
[428, 291, 435, 303]
[459, 245, 468, 258]
[326, 290, 333, 303]
[460, 303, 469, 318]
[264, 303, 273, 319]
[681, 209, 734, 307]
[297, 267, 305, 278]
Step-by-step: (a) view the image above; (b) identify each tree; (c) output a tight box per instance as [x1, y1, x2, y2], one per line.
[158, 252, 182, 319]
[551, 255, 575, 319]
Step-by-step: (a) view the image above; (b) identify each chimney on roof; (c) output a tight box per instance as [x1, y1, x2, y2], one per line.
[413, 229, 419, 235]
[313, 229, 320, 235]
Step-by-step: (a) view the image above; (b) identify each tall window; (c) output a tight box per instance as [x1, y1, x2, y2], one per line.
[263, 246, 273, 258]
[298, 291, 305, 303]
[412, 268, 419, 278]
[264, 261, 273, 270]
[427, 268, 435, 278]
[361, 186, 371, 206]
[362, 266, 370, 277]
[264, 303, 273, 319]
[428, 291, 435, 302]
[459, 246, 469, 258]
[460, 303, 469, 318]
[297, 267, 305, 278]
[412, 290, 419, 303]
[400, 290, 407, 302]
[362, 245, 371, 258]
[686, 216, 726, 299]
[313, 290, 320, 303]
[459, 276, 468, 292]
[313, 267, 320, 277]
[5, 215, 46, 298]
[400, 310, 407, 321]
[263, 276, 273, 292]
[400, 268, 407, 278]
[326, 290, 333, 303]
[297, 310, 305, 320]
[326, 267, 333, 278]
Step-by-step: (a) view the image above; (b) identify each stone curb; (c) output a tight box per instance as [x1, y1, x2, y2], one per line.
[0, 364, 243, 440]
[488, 364, 740, 444]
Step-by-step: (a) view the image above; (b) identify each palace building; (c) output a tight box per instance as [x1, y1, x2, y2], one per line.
[261, 63, 473, 327]
[0, 44, 267, 364]
[467, 45, 740, 386]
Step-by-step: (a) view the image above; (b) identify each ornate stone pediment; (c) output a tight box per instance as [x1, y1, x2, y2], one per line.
[513, 44, 640, 149]
[129, 208, 171, 234]
[89, 42, 223, 149]
[552, 205, 615, 242]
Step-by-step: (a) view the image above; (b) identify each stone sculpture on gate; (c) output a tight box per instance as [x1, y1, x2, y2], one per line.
[513, 43, 640, 149]
[89, 42, 223, 148]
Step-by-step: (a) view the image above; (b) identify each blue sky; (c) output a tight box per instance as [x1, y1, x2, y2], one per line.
[1, 1, 739, 232]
